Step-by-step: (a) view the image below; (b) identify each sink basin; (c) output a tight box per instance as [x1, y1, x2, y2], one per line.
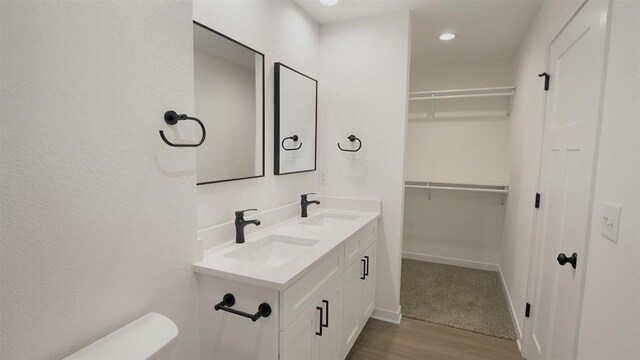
[224, 234, 319, 266]
[300, 213, 359, 226]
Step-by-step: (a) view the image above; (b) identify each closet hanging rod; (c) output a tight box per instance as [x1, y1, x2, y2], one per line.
[409, 86, 516, 96]
[409, 92, 514, 101]
[405, 185, 509, 194]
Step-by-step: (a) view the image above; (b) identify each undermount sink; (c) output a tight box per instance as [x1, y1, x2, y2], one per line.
[300, 213, 359, 226]
[224, 234, 319, 266]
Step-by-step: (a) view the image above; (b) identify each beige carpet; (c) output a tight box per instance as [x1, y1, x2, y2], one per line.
[400, 259, 517, 340]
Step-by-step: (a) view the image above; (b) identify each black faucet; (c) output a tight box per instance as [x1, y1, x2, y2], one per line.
[301, 193, 320, 218]
[235, 209, 261, 244]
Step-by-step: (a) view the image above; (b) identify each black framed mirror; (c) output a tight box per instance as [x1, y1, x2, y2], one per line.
[193, 21, 265, 185]
[274, 62, 318, 175]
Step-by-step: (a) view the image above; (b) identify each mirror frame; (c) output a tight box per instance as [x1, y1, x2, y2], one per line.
[193, 20, 266, 185]
[273, 62, 318, 175]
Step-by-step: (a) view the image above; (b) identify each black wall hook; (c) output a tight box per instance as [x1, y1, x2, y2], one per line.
[159, 110, 206, 147]
[337, 135, 362, 152]
[281, 134, 302, 151]
[213, 293, 272, 322]
[538, 72, 550, 91]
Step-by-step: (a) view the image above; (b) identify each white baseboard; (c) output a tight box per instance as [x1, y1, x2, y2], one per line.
[402, 252, 499, 272]
[371, 306, 402, 324]
[497, 265, 523, 346]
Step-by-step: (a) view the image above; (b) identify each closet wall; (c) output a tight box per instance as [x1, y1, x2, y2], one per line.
[403, 59, 514, 269]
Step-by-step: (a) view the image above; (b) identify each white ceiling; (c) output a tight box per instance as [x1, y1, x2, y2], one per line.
[294, 0, 543, 66]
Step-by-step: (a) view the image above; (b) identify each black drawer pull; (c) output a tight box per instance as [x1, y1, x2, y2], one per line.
[360, 259, 366, 280]
[213, 293, 272, 322]
[322, 300, 329, 328]
[364, 255, 370, 276]
[315, 306, 323, 336]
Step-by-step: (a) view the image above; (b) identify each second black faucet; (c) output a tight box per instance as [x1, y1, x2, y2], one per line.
[301, 193, 320, 218]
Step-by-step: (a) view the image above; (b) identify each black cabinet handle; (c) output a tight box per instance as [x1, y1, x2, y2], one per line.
[364, 255, 370, 276]
[557, 252, 578, 269]
[360, 259, 366, 280]
[322, 300, 329, 328]
[315, 306, 323, 336]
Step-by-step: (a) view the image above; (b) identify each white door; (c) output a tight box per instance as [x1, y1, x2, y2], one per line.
[524, 1, 610, 359]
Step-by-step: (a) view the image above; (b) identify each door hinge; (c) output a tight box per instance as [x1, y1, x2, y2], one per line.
[535, 193, 541, 208]
[538, 72, 550, 91]
[525, 303, 531, 318]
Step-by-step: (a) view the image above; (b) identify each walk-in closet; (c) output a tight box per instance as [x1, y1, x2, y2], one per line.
[401, 59, 517, 340]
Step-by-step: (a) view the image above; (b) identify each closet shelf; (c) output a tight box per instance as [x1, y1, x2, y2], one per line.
[408, 86, 516, 101]
[404, 181, 509, 194]
[408, 110, 509, 120]
[408, 86, 516, 119]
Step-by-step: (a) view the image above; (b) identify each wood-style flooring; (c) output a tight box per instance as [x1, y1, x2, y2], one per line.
[346, 318, 523, 360]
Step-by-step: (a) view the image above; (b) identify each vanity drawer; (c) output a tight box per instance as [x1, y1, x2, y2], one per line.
[344, 231, 362, 267]
[361, 222, 377, 249]
[280, 248, 343, 330]
[344, 222, 377, 267]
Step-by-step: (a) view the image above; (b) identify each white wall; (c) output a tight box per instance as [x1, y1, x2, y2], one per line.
[502, 1, 640, 356]
[403, 60, 513, 268]
[194, 0, 321, 231]
[576, 1, 639, 358]
[407, 60, 513, 183]
[318, 11, 411, 321]
[0, 1, 199, 359]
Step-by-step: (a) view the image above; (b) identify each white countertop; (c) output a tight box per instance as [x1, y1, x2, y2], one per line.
[193, 209, 380, 291]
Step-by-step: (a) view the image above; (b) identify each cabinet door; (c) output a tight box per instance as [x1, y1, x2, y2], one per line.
[281, 278, 342, 360]
[315, 278, 341, 360]
[280, 301, 318, 360]
[341, 258, 363, 356]
[360, 243, 376, 323]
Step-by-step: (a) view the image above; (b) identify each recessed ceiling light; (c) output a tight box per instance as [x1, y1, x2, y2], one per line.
[320, 0, 339, 5]
[439, 32, 456, 41]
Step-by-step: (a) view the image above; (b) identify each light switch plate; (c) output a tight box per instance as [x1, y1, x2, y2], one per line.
[601, 201, 622, 243]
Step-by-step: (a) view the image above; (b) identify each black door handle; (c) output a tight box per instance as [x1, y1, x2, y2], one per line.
[322, 300, 329, 328]
[364, 255, 370, 276]
[315, 306, 323, 336]
[557, 252, 578, 269]
[360, 259, 366, 280]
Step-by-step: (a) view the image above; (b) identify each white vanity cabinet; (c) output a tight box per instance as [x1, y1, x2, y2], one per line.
[197, 219, 378, 360]
[340, 224, 377, 357]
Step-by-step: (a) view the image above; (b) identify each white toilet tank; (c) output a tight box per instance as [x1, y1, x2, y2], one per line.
[63, 313, 179, 360]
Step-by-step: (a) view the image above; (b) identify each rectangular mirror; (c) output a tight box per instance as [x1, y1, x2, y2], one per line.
[193, 21, 264, 185]
[274, 62, 318, 175]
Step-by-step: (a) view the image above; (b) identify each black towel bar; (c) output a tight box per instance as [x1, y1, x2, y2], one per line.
[213, 293, 272, 322]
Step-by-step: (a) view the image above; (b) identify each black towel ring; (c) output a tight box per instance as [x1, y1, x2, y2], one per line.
[159, 110, 206, 147]
[337, 135, 362, 152]
[281, 135, 302, 151]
